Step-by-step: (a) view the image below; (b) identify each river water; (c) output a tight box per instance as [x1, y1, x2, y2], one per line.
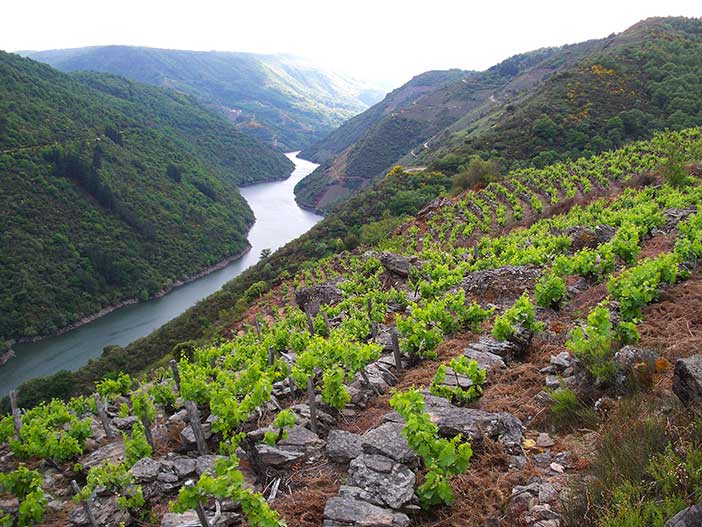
[0, 152, 321, 396]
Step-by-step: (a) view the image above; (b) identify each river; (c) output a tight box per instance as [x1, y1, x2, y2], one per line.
[0, 152, 321, 396]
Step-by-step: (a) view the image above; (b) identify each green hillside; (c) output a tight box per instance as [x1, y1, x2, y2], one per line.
[0, 51, 293, 342]
[25, 46, 384, 151]
[295, 16, 702, 212]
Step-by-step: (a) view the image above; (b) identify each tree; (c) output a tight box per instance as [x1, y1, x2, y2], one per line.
[259, 248, 272, 260]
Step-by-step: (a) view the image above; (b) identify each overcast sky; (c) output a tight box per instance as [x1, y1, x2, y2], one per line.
[2, 0, 700, 88]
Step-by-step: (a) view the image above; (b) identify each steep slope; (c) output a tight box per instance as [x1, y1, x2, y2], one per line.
[24, 46, 384, 151]
[0, 51, 292, 342]
[415, 17, 702, 170]
[3, 129, 702, 527]
[295, 16, 702, 213]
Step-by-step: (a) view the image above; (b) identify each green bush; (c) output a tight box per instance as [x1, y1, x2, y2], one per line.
[492, 292, 544, 341]
[535, 272, 567, 308]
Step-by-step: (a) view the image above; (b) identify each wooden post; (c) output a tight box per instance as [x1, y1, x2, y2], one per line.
[254, 318, 262, 341]
[93, 393, 114, 440]
[371, 321, 378, 339]
[71, 480, 98, 527]
[305, 308, 315, 335]
[141, 414, 155, 450]
[306, 375, 318, 435]
[169, 359, 181, 393]
[391, 329, 403, 372]
[322, 311, 331, 334]
[267, 346, 275, 367]
[473, 240, 479, 260]
[366, 297, 372, 317]
[360, 369, 381, 396]
[185, 400, 209, 455]
[9, 390, 21, 440]
[184, 480, 210, 527]
[287, 362, 296, 397]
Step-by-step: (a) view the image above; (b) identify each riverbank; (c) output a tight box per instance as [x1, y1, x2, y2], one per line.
[0, 152, 321, 397]
[7, 244, 253, 349]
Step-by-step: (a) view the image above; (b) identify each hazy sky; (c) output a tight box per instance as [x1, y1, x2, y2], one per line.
[2, 0, 700, 87]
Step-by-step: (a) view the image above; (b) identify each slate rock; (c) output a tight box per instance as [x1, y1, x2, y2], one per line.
[323, 496, 411, 527]
[459, 265, 541, 303]
[466, 336, 522, 363]
[255, 444, 305, 467]
[361, 422, 418, 465]
[385, 392, 523, 454]
[464, 347, 506, 370]
[673, 355, 702, 406]
[68, 495, 131, 527]
[295, 283, 344, 315]
[112, 416, 138, 430]
[130, 457, 161, 482]
[347, 454, 415, 509]
[327, 430, 363, 463]
[171, 456, 198, 478]
[379, 252, 420, 278]
[180, 421, 212, 448]
[666, 504, 702, 526]
[78, 440, 125, 470]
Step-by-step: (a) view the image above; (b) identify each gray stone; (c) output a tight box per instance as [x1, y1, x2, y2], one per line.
[323, 496, 411, 527]
[295, 283, 344, 315]
[666, 504, 702, 526]
[78, 440, 125, 470]
[157, 471, 179, 483]
[130, 457, 161, 482]
[347, 454, 415, 509]
[195, 455, 225, 476]
[536, 433, 555, 448]
[467, 336, 521, 363]
[171, 456, 198, 478]
[673, 356, 702, 406]
[160, 510, 241, 527]
[464, 347, 506, 370]
[278, 425, 324, 456]
[459, 265, 541, 303]
[68, 495, 131, 527]
[112, 416, 138, 430]
[614, 346, 658, 370]
[550, 352, 571, 369]
[255, 444, 305, 467]
[327, 430, 363, 463]
[361, 422, 418, 465]
[385, 392, 523, 454]
[167, 409, 188, 424]
[291, 403, 337, 433]
[379, 252, 420, 278]
[438, 366, 475, 390]
[180, 421, 212, 448]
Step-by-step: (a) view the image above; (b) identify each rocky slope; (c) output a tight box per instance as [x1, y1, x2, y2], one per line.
[2, 128, 702, 527]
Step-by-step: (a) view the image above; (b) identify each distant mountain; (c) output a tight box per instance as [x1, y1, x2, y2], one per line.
[24, 46, 384, 151]
[0, 51, 293, 342]
[296, 16, 702, 212]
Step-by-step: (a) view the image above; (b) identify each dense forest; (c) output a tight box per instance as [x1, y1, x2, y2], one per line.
[0, 52, 293, 343]
[26, 46, 383, 151]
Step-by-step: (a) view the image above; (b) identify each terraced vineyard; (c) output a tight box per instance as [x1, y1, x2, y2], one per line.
[2, 128, 702, 527]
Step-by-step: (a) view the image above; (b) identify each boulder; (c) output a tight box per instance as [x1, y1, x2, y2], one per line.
[673, 356, 702, 406]
[323, 496, 411, 527]
[171, 456, 198, 478]
[68, 495, 131, 527]
[464, 347, 506, 370]
[385, 393, 523, 454]
[295, 283, 344, 315]
[459, 265, 541, 303]
[195, 455, 225, 476]
[666, 504, 702, 526]
[347, 454, 415, 510]
[291, 403, 337, 433]
[277, 425, 324, 456]
[549, 351, 572, 370]
[111, 416, 138, 430]
[361, 422, 418, 466]
[327, 430, 363, 463]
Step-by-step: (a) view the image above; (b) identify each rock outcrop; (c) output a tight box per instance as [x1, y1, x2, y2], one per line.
[673, 355, 702, 406]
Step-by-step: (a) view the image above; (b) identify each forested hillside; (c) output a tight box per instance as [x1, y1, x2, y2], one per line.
[0, 51, 293, 342]
[25, 46, 383, 151]
[296, 17, 702, 212]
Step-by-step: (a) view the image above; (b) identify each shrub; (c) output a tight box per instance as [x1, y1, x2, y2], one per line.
[535, 272, 567, 308]
[549, 387, 597, 430]
[566, 303, 616, 382]
[492, 292, 544, 341]
[430, 357, 487, 404]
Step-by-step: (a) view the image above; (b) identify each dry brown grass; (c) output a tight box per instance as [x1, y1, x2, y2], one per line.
[273, 467, 343, 527]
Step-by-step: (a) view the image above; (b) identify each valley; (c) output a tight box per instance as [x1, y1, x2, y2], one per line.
[0, 153, 320, 395]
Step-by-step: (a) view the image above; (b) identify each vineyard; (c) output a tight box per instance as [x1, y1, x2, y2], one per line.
[2, 128, 702, 527]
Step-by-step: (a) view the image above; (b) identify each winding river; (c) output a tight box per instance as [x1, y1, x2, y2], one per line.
[0, 152, 321, 396]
